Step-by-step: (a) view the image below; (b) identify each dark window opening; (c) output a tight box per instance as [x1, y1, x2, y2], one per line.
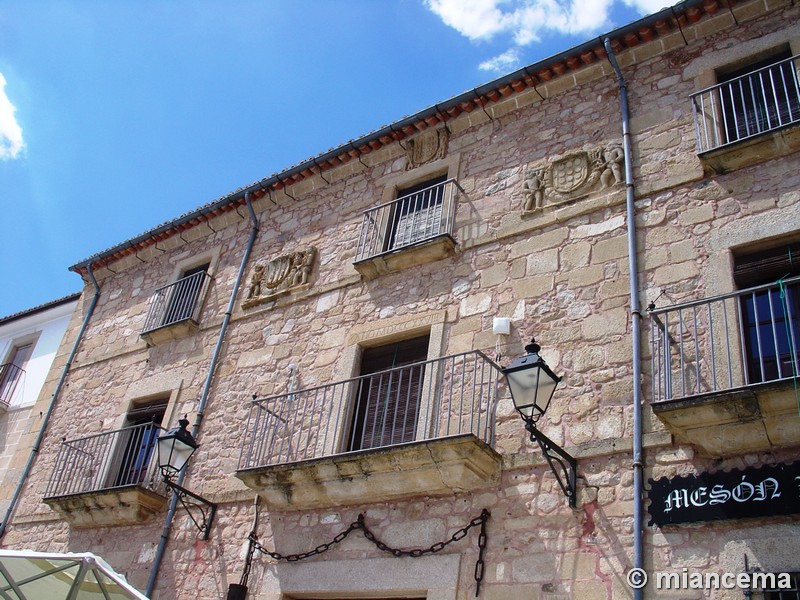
[384, 175, 448, 252]
[162, 263, 209, 326]
[111, 398, 167, 487]
[347, 335, 430, 451]
[0, 342, 33, 405]
[734, 242, 800, 384]
[718, 47, 800, 145]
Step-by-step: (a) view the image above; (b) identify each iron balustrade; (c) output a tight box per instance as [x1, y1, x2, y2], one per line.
[45, 422, 165, 498]
[239, 350, 502, 470]
[691, 54, 800, 153]
[142, 270, 210, 334]
[355, 178, 461, 263]
[650, 276, 800, 402]
[0, 363, 25, 408]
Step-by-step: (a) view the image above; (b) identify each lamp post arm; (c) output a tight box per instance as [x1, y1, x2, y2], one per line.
[164, 479, 218, 540]
[526, 422, 578, 508]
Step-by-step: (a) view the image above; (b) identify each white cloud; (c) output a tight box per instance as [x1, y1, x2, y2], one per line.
[0, 73, 25, 160]
[425, 0, 617, 45]
[425, 0, 510, 41]
[623, 0, 670, 13]
[425, 0, 663, 73]
[479, 48, 522, 72]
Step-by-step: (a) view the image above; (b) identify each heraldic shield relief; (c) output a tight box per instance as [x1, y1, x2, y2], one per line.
[243, 247, 317, 309]
[522, 142, 624, 213]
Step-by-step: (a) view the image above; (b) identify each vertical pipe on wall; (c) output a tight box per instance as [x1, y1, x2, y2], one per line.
[0, 265, 101, 539]
[146, 191, 259, 597]
[604, 37, 645, 600]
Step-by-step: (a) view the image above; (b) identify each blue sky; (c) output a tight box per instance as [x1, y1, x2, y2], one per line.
[0, 0, 663, 318]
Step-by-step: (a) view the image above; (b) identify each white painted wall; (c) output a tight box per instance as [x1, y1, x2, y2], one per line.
[0, 298, 78, 408]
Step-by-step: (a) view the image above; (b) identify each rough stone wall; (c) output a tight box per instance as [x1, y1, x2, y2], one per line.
[3, 2, 800, 599]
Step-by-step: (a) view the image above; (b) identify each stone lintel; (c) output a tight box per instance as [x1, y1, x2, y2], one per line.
[353, 235, 456, 280]
[652, 381, 800, 457]
[235, 434, 501, 511]
[43, 486, 167, 528]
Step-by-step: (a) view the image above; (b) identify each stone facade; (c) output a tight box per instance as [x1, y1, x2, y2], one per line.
[3, 2, 800, 599]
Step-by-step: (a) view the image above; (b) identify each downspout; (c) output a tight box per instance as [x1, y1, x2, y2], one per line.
[0, 265, 101, 540]
[146, 191, 259, 597]
[604, 37, 645, 600]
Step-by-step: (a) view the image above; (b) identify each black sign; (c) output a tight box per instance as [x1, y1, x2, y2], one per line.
[648, 462, 800, 526]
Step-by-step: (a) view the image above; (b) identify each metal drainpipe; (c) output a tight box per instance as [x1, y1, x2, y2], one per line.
[0, 265, 101, 540]
[604, 37, 645, 600]
[146, 191, 258, 597]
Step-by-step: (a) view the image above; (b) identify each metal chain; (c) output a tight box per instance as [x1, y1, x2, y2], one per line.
[250, 509, 490, 595]
[474, 509, 489, 598]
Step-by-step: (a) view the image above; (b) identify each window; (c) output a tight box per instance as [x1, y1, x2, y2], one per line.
[143, 262, 210, 334]
[692, 47, 800, 153]
[161, 263, 209, 326]
[717, 48, 800, 145]
[110, 398, 167, 487]
[347, 335, 430, 451]
[734, 242, 800, 384]
[0, 342, 34, 407]
[386, 175, 448, 251]
[354, 175, 458, 269]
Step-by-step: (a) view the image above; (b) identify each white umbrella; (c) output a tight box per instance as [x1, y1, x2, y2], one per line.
[0, 550, 149, 600]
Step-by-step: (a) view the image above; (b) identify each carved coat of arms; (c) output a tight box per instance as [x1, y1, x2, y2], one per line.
[406, 128, 449, 170]
[522, 142, 623, 213]
[243, 247, 317, 309]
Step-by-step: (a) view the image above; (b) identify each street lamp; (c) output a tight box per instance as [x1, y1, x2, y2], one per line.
[502, 338, 578, 508]
[156, 417, 217, 539]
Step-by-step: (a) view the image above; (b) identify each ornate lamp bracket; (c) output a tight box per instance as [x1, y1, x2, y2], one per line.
[164, 478, 218, 540]
[525, 420, 578, 508]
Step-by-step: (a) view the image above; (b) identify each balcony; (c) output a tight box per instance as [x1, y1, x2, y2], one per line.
[141, 269, 210, 344]
[353, 178, 460, 279]
[43, 422, 167, 528]
[649, 276, 800, 457]
[0, 363, 25, 410]
[236, 350, 503, 510]
[691, 54, 800, 172]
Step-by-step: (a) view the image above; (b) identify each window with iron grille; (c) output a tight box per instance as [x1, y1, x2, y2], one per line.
[692, 47, 800, 153]
[386, 175, 448, 252]
[716, 48, 800, 146]
[734, 242, 800, 385]
[143, 262, 210, 334]
[347, 335, 430, 452]
[0, 341, 34, 407]
[110, 398, 167, 488]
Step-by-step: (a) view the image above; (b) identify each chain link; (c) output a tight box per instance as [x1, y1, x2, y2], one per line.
[250, 509, 490, 595]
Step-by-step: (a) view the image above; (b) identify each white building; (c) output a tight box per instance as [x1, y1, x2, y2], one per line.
[0, 294, 80, 512]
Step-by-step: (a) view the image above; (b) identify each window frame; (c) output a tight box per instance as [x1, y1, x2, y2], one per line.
[346, 334, 432, 452]
[326, 311, 448, 456]
[733, 242, 800, 385]
[141, 248, 220, 340]
[0, 333, 40, 408]
[691, 37, 800, 157]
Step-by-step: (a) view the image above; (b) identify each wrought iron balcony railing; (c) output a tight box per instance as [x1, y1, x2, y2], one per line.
[45, 422, 165, 498]
[142, 270, 210, 334]
[691, 54, 800, 153]
[239, 350, 502, 470]
[354, 178, 460, 263]
[650, 276, 800, 402]
[0, 363, 25, 408]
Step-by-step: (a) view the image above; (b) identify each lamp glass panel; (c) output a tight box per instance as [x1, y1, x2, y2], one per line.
[157, 435, 195, 473]
[507, 363, 558, 419]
